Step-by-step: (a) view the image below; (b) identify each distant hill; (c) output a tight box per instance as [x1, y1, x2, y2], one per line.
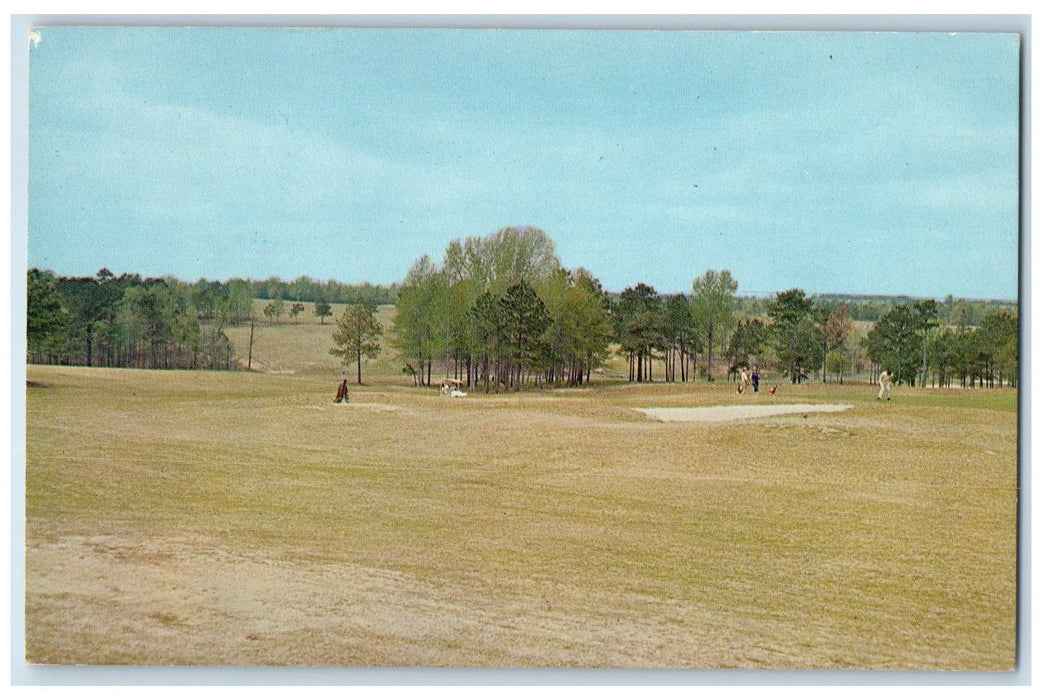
[225, 301, 402, 378]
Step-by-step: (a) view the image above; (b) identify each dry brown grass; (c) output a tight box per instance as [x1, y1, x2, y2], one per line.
[225, 303, 401, 376]
[24, 366, 1017, 668]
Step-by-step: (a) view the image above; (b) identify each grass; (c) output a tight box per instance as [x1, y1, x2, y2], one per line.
[23, 363, 1018, 668]
[224, 303, 402, 377]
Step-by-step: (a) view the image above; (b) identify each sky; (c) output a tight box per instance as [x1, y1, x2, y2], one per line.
[25, 26, 1021, 299]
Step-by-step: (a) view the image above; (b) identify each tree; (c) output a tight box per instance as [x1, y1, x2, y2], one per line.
[442, 277, 480, 385]
[288, 302, 306, 323]
[391, 256, 449, 387]
[615, 283, 662, 382]
[538, 267, 612, 386]
[27, 269, 68, 361]
[120, 282, 176, 369]
[726, 317, 767, 374]
[314, 298, 332, 325]
[226, 278, 254, 325]
[29, 270, 246, 371]
[819, 303, 852, 383]
[191, 278, 224, 320]
[767, 288, 815, 383]
[929, 328, 963, 388]
[470, 289, 502, 392]
[825, 348, 852, 384]
[497, 280, 550, 390]
[913, 300, 939, 387]
[662, 294, 697, 382]
[442, 226, 561, 295]
[866, 303, 919, 385]
[485, 226, 561, 294]
[53, 269, 128, 366]
[395, 226, 582, 391]
[394, 225, 622, 391]
[330, 304, 383, 384]
[973, 309, 1018, 388]
[568, 269, 613, 385]
[690, 269, 738, 380]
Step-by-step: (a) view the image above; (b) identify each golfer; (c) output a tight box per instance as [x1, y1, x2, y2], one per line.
[738, 367, 749, 394]
[877, 370, 892, 401]
[334, 378, 349, 404]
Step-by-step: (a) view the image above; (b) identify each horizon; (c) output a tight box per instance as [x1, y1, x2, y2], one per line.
[27, 28, 1021, 301]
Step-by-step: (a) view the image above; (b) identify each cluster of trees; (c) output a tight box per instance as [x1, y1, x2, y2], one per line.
[260, 299, 312, 325]
[611, 271, 743, 383]
[27, 269, 239, 369]
[867, 301, 1018, 388]
[609, 279, 860, 385]
[252, 276, 397, 307]
[391, 226, 613, 390]
[610, 280, 1018, 390]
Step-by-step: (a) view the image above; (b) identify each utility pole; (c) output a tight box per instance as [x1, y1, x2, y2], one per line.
[248, 315, 255, 370]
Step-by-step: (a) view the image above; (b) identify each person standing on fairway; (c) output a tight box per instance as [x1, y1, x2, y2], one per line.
[877, 370, 892, 401]
[751, 366, 760, 393]
[738, 367, 749, 394]
[334, 378, 349, 404]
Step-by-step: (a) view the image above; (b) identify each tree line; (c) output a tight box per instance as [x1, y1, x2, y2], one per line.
[609, 281, 1017, 389]
[27, 269, 247, 369]
[866, 300, 1018, 388]
[734, 293, 1014, 326]
[26, 228, 1018, 389]
[25, 269, 397, 370]
[252, 276, 397, 307]
[386, 224, 1018, 391]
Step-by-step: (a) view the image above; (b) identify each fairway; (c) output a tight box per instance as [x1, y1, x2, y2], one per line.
[636, 403, 854, 422]
[24, 365, 1017, 668]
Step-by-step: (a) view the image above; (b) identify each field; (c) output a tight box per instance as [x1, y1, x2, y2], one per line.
[24, 358, 1018, 668]
[223, 302, 403, 377]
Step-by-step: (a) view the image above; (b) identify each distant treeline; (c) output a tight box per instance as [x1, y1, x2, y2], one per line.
[252, 277, 398, 307]
[732, 294, 1016, 325]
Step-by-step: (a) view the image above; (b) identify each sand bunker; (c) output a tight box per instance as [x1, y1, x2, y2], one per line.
[636, 403, 854, 423]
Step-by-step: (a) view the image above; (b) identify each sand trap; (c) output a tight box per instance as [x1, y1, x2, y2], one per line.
[636, 403, 854, 423]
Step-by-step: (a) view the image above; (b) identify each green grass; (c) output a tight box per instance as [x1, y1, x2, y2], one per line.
[24, 364, 1017, 668]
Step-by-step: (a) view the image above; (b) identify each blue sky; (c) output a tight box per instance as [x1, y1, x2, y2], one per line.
[27, 27, 1020, 299]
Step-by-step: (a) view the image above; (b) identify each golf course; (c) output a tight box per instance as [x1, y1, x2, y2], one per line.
[22, 24, 1023, 675]
[24, 352, 1017, 668]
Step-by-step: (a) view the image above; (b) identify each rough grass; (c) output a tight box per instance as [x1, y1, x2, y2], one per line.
[225, 303, 402, 377]
[24, 366, 1017, 668]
